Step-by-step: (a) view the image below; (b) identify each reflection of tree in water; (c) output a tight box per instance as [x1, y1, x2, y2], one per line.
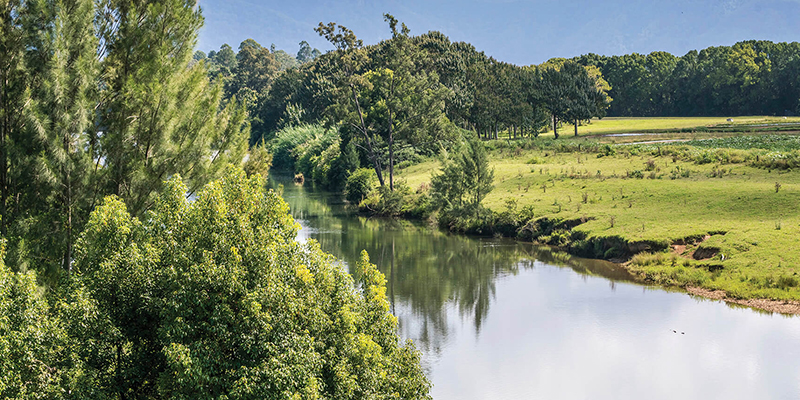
[271, 174, 635, 366]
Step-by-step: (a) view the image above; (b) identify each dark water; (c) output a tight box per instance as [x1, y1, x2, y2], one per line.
[272, 175, 800, 400]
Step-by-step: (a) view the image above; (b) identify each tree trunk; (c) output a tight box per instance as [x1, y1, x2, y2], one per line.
[0, 69, 7, 236]
[351, 84, 384, 187]
[574, 118, 579, 137]
[389, 116, 394, 191]
[552, 114, 559, 139]
[388, 80, 395, 191]
[63, 133, 73, 272]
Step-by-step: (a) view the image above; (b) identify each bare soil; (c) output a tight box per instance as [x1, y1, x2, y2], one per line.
[686, 286, 800, 315]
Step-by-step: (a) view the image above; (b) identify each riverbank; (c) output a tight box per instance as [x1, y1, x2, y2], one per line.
[388, 136, 800, 309]
[686, 287, 800, 314]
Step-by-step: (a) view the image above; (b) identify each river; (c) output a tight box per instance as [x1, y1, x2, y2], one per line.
[271, 175, 800, 400]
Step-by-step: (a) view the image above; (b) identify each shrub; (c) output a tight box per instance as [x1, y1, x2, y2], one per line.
[345, 168, 378, 204]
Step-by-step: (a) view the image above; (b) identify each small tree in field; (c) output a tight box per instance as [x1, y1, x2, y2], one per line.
[431, 134, 494, 217]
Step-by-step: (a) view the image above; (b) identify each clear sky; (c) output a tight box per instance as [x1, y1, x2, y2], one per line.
[196, 0, 800, 66]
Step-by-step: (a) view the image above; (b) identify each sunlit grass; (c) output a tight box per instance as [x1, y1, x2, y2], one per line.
[397, 139, 800, 301]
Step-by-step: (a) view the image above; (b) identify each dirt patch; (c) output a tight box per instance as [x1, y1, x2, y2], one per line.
[693, 246, 720, 260]
[672, 234, 725, 260]
[687, 287, 800, 315]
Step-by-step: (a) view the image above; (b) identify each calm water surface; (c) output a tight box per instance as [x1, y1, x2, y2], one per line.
[272, 175, 800, 400]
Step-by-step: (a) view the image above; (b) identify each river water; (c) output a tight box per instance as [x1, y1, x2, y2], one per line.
[272, 175, 800, 400]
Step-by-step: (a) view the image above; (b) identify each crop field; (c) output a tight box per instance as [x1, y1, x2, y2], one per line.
[398, 129, 800, 302]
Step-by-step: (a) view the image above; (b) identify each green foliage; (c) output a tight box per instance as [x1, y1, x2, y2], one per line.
[318, 16, 455, 190]
[270, 124, 336, 170]
[61, 168, 430, 398]
[0, 244, 67, 398]
[684, 135, 800, 152]
[243, 140, 274, 178]
[431, 134, 494, 215]
[328, 140, 361, 190]
[96, 0, 250, 216]
[3, 0, 247, 276]
[575, 41, 800, 117]
[345, 168, 378, 204]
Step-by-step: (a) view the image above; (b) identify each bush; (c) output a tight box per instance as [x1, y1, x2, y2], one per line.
[345, 168, 378, 204]
[62, 168, 431, 398]
[270, 124, 338, 171]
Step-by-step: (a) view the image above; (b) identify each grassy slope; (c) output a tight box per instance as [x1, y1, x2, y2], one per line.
[398, 119, 800, 301]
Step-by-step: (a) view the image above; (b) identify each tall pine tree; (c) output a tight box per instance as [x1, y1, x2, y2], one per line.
[96, 0, 249, 216]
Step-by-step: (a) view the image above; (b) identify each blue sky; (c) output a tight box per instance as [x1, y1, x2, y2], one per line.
[196, 0, 800, 65]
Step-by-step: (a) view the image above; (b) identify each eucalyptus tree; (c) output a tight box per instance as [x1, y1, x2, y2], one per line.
[315, 20, 387, 185]
[228, 39, 279, 142]
[366, 14, 452, 190]
[317, 15, 452, 190]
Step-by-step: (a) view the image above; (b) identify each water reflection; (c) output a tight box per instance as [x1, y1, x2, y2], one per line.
[271, 175, 800, 400]
[273, 175, 636, 365]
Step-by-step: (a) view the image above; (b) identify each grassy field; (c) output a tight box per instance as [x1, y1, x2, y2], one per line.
[575, 116, 800, 136]
[396, 121, 800, 302]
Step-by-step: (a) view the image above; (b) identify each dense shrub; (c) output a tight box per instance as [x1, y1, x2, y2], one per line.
[271, 124, 338, 172]
[345, 168, 378, 204]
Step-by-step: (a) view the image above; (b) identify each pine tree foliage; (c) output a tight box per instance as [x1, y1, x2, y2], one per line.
[0, 0, 250, 275]
[96, 0, 249, 216]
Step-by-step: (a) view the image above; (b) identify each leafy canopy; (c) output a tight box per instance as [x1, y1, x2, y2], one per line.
[61, 167, 431, 398]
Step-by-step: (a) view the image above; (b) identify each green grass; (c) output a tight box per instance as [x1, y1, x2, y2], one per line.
[398, 137, 800, 302]
[491, 116, 800, 145]
[683, 134, 800, 152]
[576, 116, 800, 135]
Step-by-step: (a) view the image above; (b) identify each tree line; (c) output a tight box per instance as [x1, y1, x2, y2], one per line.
[211, 15, 611, 195]
[573, 40, 800, 117]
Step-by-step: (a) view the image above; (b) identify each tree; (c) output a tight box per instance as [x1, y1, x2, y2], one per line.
[539, 61, 610, 137]
[296, 40, 321, 64]
[0, 0, 35, 238]
[64, 167, 432, 398]
[31, 0, 98, 272]
[561, 62, 611, 136]
[229, 39, 278, 98]
[316, 20, 386, 186]
[95, 0, 249, 217]
[431, 134, 494, 216]
[319, 15, 452, 190]
[273, 49, 299, 71]
[539, 65, 570, 138]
